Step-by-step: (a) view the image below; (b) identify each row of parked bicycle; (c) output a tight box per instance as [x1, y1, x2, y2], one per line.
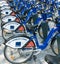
[0, 0, 60, 64]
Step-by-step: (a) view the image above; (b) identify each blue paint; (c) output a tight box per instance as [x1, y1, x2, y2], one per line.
[41, 13, 47, 21]
[16, 42, 21, 47]
[8, 19, 11, 22]
[30, 27, 57, 50]
[34, 17, 42, 25]
[10, 26, 14, 29]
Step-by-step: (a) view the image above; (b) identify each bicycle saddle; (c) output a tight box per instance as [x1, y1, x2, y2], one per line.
[45, 54, 60, 64]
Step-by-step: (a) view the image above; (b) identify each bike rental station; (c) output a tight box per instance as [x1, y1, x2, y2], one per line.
[0, 0, 60, 64]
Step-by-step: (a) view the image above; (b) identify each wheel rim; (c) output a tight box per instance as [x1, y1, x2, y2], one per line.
[4, 46, 33, 64]
[18, 47, 33, 62]
[52, 39, 58, 55]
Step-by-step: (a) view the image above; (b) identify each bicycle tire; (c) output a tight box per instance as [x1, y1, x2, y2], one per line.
[50, 37, 58, 55]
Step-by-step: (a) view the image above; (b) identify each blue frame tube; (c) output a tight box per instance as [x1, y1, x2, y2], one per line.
[34, 27, 58, 50]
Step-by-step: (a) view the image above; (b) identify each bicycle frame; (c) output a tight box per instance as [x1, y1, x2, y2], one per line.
[26, 14, 60, 49]
[4, 14, 57, 51]
[30, 27, 57, 50]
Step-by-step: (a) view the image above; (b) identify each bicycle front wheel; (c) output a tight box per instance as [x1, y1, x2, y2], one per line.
[4, 46, 34, 64]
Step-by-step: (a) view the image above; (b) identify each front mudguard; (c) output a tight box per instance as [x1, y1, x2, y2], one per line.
[5, 35, 35, 49]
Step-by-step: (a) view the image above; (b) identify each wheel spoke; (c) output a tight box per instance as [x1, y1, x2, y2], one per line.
[4, 46, 33, 63]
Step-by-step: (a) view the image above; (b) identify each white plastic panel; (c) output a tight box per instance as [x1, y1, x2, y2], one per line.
[1, 9, 12, 15]
[3, 22, 20, 31]
[2, 15, 16, 23]
[6, 37, 29, 48]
